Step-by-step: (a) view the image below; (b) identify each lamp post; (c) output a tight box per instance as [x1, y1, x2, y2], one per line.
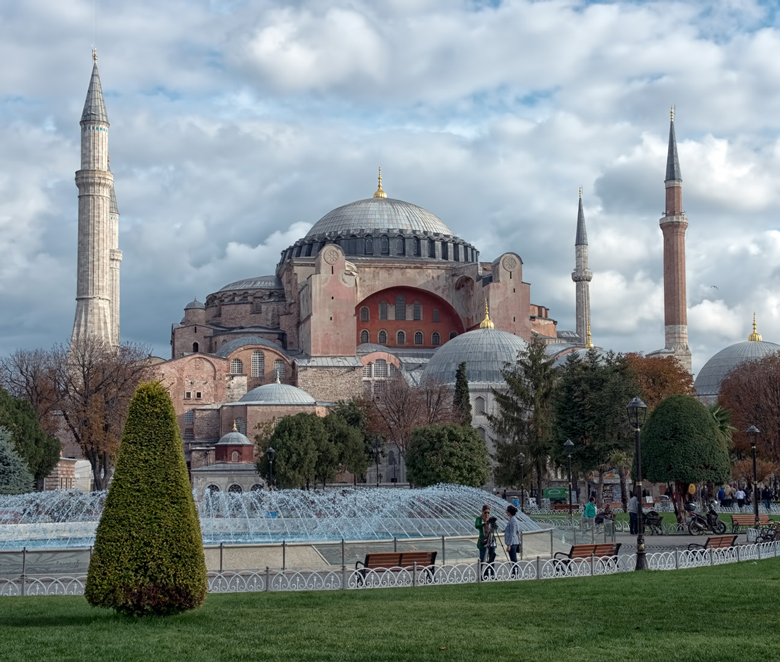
[373, 441, 382, 487]
[626, 396, 648, 571]
[564, 439, 574, 522]
[519, 452, 526, 513]
[266, 446, 276, 490]
[747, 425, 760, 526]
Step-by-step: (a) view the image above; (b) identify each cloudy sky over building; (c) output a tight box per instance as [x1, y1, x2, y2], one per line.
[1, 0, 779, 373]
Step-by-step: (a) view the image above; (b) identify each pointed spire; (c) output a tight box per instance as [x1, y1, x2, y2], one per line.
[585, 323, 594, 348]
[479, 300, 494, 329]
[575, 187, 588, 246]
[749, 313, 763, 342]
[373, 167, 387, 199]
[665, 106, 681, 182]
[81, 53, 109, 125]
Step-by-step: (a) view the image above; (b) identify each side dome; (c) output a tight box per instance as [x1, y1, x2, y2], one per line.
[694, 339, 780, 399]
[218, 275, 283, 292]
[240, 383, 316, 405]
[184, 299, 205, 310]
[306, 198, 453, 237]
[216, 430, 252, 446]
[422, 328, 527, 385]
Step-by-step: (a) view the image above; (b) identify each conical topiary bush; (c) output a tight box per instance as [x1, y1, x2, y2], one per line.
[85, 381, 207, 616]
[0, 426, 34, 495]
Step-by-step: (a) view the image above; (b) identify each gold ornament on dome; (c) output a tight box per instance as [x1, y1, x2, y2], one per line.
[748, 313, 762, 342]
[586, 323, 594, 348]
[479, 301, 494, 329]
[373, 167, 387, 198]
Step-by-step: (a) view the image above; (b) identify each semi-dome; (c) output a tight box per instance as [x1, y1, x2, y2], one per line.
[422, 326, 527, 385]
[184, 298, 205, 310]
[694, 337, 780, 399]
[216, 429, 252, 446]
[218, 275, 283, 292]
[306, 197, 453, 238]
[240, 382, 316, 405]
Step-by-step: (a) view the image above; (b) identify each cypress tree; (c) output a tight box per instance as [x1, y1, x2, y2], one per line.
[453, 362, 472, 425]
[0, 426, 34, 495]
[85, 381, 206, 616]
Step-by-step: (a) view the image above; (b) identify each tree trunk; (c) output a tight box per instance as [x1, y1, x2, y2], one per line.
[618, 466, 628, 512]
[674, 481, 686, 525]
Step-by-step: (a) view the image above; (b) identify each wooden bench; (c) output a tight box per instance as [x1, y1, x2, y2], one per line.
[687, 535, 737, 551]
[550, 503, 579, 512]
[355, 551, 437, 578]
[731, 513, 772, 533]
[554, 543, 622, 561]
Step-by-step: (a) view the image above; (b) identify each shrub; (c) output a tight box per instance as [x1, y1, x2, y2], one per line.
[85, 381, 206, 616]
[406, 424, 490, 487]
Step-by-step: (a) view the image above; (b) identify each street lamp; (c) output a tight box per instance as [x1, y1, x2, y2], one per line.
[373, 440, 382, 487]
[626, 396, 648, 571]
[563, 439, 575, 522]
[747, 425, 760, 526]
[518, 452, 526, 513]
[266, 446, 276, 490]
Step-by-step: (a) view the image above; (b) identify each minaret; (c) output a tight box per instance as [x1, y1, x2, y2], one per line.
[571, 187, 592, 345]
[108, 158, 122, 346]
[656, 107, 691, 372]
[72, 50, 116, 346]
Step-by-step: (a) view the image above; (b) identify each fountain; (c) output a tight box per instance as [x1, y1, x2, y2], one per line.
[0, 485, 541, 549]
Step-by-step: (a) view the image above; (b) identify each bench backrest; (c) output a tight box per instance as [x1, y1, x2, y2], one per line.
[568, 543, 621, 559]
[705, 535, 737, 549]
[399, 551, 437, 567]
[732, 514, 770, 524]
[363, 553, 403, 568]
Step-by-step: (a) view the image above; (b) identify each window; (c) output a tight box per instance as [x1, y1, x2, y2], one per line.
[414, 331, 423, 345]
[395, 295, 406, 320]
[413, 302, 422, 321]
[184, 429, 194, 440]
[236, 417, 247, 434]
[396, 330, 406, 345]
[475, 397, 486, 415]
[251, 351, 265, 377]
[380, 235, 389, 255]
[413, 237, 421, 256]
[184, 410, 194, 424]
[441, 242, 449, 260]
[396, 235, 405, 255]
[304, 243, 312, 257]
[228, 484, 243, 494]
[230, 358, 243, 375]
[449, 331, 457, 340]
[378, 330, 388, 344]
[428, 238, 436, 258]
[373, 380, 387, 398]
[454, 244, 460, 261]
[363, 363, 373, 378]
[432, 332, 441, 346]
[374, 359, 388, 377]
[365, 236, 373, 254]
[185, 391, 192, 400]
[250, 484, 263, 492]
[253, 300, 262, 313]
[231, 451, 240, 463]
[379, 301, 388, 320]
[206, 484, 220, 493]
[274, 360, 286, 379]
[349, 236, 359, 254]
[195, 391, 202, 399]
[389, 363, 399, 377]
[360, 329, 370, 344]
[192, 342, 199, 353]
[477, 427, 486, 440]
[360, 306, 370, 322]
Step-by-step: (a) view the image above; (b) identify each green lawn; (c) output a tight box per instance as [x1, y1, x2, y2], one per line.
[2, 559, 779, 662]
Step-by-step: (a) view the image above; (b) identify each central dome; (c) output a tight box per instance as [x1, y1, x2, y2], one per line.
[306, 198, 453, 238]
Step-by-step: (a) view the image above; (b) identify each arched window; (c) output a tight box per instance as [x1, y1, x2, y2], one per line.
[253, 300, 262, 313]
[365, 236, 374, 254]
[184, 410, 194, 424]
[304, 243, 313, 257]
[251, 351, 265, 377]
[395, 295, 406, 320]
[390, 363, 399, 377]
[432, 332, 441, 346]
[441, 242, 449, 260]
[378, 330, 388, 344]
[374, 359, 388, 377]
[414, 331, 423, 345]
[363, 363, 373, 378]
[250, 484, 263, 492]
[413, 302, 422, 321]
[379, 301, 388, 320]
[274, 360, 286, 379]
[360, 329, 370, 344]
[360, 306, 370, 322]
[396, 235, 405, 255]
[397, 330, 406, 345]
[228, 484, 243, 494]
[349, 235, 359, 254]
[449, 331, 458, 339]
[388, 450, 396, 465]
[230, 358, 243, 375]
[428, 238, 436, 257]
[454, 244, 460, 261]
[231, 451, 240, 463]
[477, 427, 486, 440]
[380, 235, 389, 255]
[192, 342, 199, 353]
[475, 397, 486, 415]
[433, 309, 440, 323]
[206, 484, 220, 494]
[413, 237, 421, 256]
[236, 417, 247, 434]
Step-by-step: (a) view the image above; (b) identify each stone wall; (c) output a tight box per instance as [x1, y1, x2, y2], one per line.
[295, 366, 362, 402]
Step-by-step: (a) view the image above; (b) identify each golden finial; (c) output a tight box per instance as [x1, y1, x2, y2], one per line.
[670, 105, 674, 122]
[93, 48, 98, 63]
[586, 323, 594, 348]
[479, 300, 494, 329]
[579, 186, 582, 199]
[232, 420, 237, 431]
[749, 313, 762, 342]
[373, 167, 387, 199]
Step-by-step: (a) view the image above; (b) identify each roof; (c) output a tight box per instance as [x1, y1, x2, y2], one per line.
[218, 276, 283, 292]
[666, 118, 682, 181]
[575, 194, 587, 246]
[215, 336, 288, 358]
[185, 299, 206, 310]
[306, 198, 453, 237]
[216, 430, 253, 446]
[239, 382, 316, 405]
[81, 62, 109, 124]
[295, 356, 363, 368]
[694, 340, 780, 398]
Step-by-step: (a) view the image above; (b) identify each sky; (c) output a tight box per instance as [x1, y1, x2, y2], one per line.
[1, 0, 780, 376]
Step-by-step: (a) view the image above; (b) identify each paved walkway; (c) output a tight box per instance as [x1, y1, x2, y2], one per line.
[613, 531, 748, 553]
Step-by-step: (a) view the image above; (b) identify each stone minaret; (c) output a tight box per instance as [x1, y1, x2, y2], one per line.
[108, 160, 122, 346]
[651, 108, 691, 372]
[571, 188, 592, 345]
[72, 51, 118, 346]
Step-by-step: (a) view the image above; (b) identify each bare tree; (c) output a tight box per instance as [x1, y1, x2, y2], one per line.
[0, 348, 59, 436]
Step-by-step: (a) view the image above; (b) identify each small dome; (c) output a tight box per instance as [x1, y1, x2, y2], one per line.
[215, 336, 288, 358]
[216, 430, 252, 446]
[184, 299, 205, 310]
[695, 339, 780, 399]
[240, 382, 316, 405]
[218, 275, 283, 292]
[422, 327, 527, 385]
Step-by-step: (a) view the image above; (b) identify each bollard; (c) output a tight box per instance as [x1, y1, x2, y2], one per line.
[341, 539, 345, 568]
[265, 566, 270, 592]
[282, 540, 286, 570]
[219, 542, 224, 573]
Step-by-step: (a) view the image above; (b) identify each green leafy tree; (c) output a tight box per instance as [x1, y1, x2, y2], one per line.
[257, 413, 323, 489]
[330, 399, 377, 478]
[324, 412, 369, 480]
[642, 394, 731, 522]
[85, 381, 206, 616]
[453, 362, 472, 425]
[0, 426, 34, 495]
[406, 424, 490, 487]
[0, 387, 60, 483]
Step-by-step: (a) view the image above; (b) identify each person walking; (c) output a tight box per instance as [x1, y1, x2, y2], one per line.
[763, 486, 772, 512]
[504, 504, 521, 576]
[628, 493, 639, 535]
[717, 486, 725, 507]
[735, 487, 746, 509]
[583, 496, 597, 532]
[475, 504, 497, 577]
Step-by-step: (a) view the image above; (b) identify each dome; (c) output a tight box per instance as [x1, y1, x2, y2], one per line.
[695, 339, 780, 399]
[215, 336, 288, 358]
[218, 275, 282, 292]
[216, 429, 252, 446]
[306, 198, 453, 238]
[240, 382, 316, 405]
[184, 299, 205, 310]
[422, 327, 527, 385]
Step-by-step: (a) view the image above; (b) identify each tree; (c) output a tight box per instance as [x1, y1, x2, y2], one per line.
[624, 353, 694, 411]
[257, 413, 323, 489]
[0, 426, 34, 495]
[490, 337, 557, 497]
[642, 394, 731, 522]
[406, 424, 490, 487]
[330, 398, 377, 479]
[453, 362, 472, 425]
[51, 337, 151, 490]
[0, 387, 60, 483]
[85, 381, 207, 616]
[323, 412, 369, 480]
[0, 348, 59, 436]
[732, 457, 778, 484]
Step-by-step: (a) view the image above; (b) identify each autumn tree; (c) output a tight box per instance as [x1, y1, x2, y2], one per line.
[0, 348, 59, 436]
[732, 457, 778, 484]
[624, 353, 694, 411]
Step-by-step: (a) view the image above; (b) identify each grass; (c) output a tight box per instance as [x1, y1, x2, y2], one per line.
[1, 559, 780, 662]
